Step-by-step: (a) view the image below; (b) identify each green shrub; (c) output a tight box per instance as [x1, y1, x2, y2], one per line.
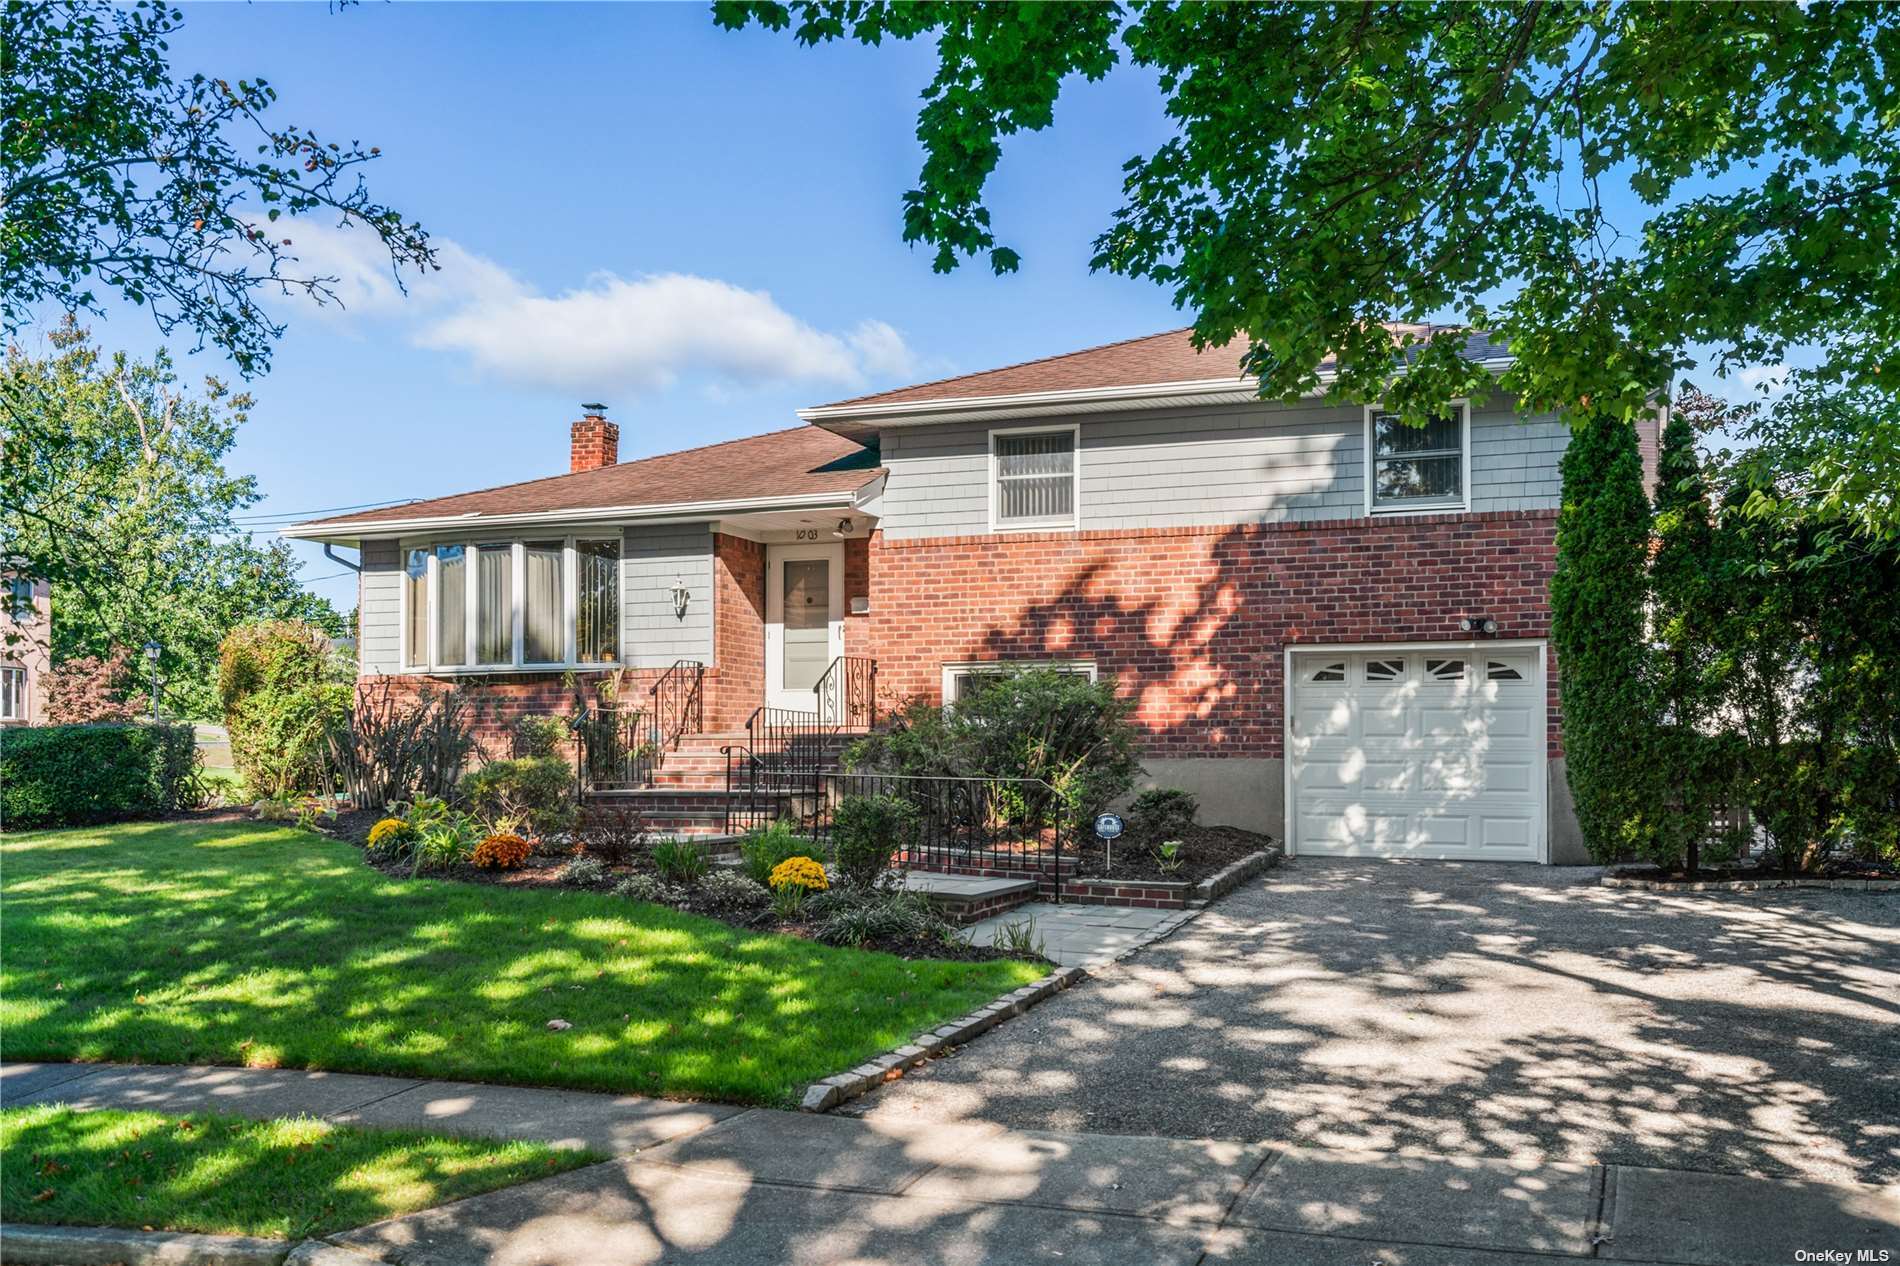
[461, 756, 576, 837]
[851, 669, 1142, 831]
[325, 682, 474, 812]
[1129, 788, 1197, 841]
[1151, 839, 1187, 874]
[650, 837, 710, 885]
[810, 887, 948, 948]
[0, 722, 201, 829]
[738, 819, 811, 886]
[612, 873, 686, 905]
[512, 714, 571, 759]
[698, 869, 770, 911]
[561, 856, 609, 888]
[830, 793, 917, 888]
[218, 620, 349, 799]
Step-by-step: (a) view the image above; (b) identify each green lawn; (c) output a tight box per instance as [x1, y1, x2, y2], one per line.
[0, 820, 1042, 1105]
[0, 1105, 597, 1239]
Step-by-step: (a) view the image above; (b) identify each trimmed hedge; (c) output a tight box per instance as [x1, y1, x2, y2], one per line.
[0, 723, 201, 830]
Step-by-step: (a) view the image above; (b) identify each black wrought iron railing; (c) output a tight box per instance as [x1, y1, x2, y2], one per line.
[720, 742, 800, 834]
[650, 659, 705, 755]
[743, 705, 834, 787]
[806, 771, 1069, 900]
[813, 654, 877, 731]
[576, 705, 657, 792]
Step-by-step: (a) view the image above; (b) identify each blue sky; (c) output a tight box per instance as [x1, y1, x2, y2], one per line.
[65, 2, 1183, 612]
[55, 4, 1794, 615]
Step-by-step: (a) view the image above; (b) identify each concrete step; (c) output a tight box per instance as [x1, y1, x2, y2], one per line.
[900, 871, 1039, 925]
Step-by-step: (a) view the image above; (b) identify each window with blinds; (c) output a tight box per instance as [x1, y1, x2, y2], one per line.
[1369, 405, 1466, 510]
[401, 535, 619, 672]
[993, 428, 1077, 528]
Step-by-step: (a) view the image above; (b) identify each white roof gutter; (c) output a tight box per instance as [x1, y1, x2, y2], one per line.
[281, 488, 865, 542]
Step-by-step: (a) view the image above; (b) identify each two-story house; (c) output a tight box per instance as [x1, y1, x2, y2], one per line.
[1, 573, 51, 727]
[290, 327, 1643, 865]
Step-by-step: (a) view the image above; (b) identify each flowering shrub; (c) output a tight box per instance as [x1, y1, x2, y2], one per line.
[767, 856, 829, 894]
[472, 832, 533, 871]
[367, 818, 409, 849]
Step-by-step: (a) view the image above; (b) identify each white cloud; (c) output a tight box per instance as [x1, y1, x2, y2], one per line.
[1733, 363, 1791, 397]
[274, 222, 914, 398]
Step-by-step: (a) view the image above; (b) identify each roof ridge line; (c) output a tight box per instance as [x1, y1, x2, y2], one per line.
[818, 325, 1203, 410]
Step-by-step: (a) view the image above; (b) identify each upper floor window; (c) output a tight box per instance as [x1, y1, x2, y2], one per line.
[991, 426, 1078, 530]
[401, 535, 619, 673]
[1367, 402, 1468, 514]
[5, 578, 34, 621]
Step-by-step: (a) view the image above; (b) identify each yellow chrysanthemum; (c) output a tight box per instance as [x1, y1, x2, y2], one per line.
[367, 818, 408, 848]
[767, 855, 829, 893]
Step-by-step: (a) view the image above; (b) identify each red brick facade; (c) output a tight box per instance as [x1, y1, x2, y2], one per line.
[569, 414, 619, 474]
[361, 669, 659, 762]
[709, 533, 765, 731]
[867, 510, 1562, 759]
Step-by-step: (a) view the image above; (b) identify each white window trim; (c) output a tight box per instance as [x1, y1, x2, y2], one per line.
[988, 422, 1081, 533]
[1363, 399, 1471, 517]
[396, 532, 621, 675]
[940, 658, 1097, 703]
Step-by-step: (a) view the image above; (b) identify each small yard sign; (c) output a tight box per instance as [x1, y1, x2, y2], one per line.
[1095, 812, 1124, 868]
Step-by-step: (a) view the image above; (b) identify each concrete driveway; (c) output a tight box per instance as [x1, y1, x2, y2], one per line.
[847, 860, 1900, 1187]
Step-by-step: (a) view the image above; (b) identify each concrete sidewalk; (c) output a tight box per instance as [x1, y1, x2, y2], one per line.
[6, 1062, 1896, 1265]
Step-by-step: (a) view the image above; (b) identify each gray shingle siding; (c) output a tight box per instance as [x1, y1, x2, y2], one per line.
[876, 398, 1567, 539]
[358, 539, 401, 675]
[621, 522, 713, 670]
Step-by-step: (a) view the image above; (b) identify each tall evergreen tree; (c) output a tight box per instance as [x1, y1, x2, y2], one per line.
[1550, 410, 1653, 859]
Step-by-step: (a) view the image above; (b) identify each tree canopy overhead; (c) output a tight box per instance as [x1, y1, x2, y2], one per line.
[716, 2, 1899, 439]
[2, 0, 434, 376]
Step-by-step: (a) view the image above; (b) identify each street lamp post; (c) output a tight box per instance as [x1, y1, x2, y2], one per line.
[142, 640, 161, 721]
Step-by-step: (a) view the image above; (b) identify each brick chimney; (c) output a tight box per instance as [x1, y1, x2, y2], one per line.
[570, 404, 618, 473]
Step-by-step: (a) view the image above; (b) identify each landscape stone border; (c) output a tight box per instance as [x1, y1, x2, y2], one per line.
[0, 1223, 387, 1265]
[1188, 846, 1282, 906]
[1602, 864, 1899, 893]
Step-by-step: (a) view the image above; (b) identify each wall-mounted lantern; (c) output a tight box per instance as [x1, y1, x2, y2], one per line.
[670, 577, 691, 620]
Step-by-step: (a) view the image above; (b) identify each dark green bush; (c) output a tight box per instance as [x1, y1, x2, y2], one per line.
[849, 668, 1142, 830]
[1129, 788, 1197, 841]
[651, 836, 711, 885]
[511, 714, 570, 759]
[1, 723, 201, 829]
[830, 793, 918, 888]
[460, 755, 576, 836]
[810, 886, 950, 948]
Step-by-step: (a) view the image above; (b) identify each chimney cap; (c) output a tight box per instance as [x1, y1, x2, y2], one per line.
[580, 402, 609, 415]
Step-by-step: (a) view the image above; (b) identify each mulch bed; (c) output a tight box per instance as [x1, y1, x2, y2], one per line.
[1071, 824, 1272, 884]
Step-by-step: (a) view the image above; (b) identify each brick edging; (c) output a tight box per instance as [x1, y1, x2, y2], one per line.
[1187, 846, 1283, 906]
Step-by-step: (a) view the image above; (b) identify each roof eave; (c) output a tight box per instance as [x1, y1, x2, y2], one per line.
[281, 487, 870, 543]
[800, 358, 1517, 436]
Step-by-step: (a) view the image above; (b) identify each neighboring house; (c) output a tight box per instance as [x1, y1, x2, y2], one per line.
[288, 327, 1656, 864]
[0, 574, 51, 727]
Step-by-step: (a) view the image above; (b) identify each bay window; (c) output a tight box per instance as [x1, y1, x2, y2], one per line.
[401, 535, 620, 672]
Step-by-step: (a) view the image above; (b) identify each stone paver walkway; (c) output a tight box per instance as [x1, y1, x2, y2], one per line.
[962, 900, 1177, 966]
[5, 1061, 1895, 1265]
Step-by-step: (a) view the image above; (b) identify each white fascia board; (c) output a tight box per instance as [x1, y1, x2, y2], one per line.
[798, 358, 1517, 430]
[280, 489, 864, 543]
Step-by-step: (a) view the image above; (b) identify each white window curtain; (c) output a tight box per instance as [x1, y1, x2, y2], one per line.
[476, 544, 513, 665]
[435, 544, 467, 666]
[523, 541, 564, 663]
[403, 548, 428, 669]
[996, 431, 1075, 524]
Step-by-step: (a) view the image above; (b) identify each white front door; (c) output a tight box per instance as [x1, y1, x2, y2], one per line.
[1288, 645, 1546, 862]
[765, 543, 844, 712]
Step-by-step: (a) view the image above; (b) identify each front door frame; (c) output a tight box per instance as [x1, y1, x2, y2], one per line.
[764, 541, 845, 712]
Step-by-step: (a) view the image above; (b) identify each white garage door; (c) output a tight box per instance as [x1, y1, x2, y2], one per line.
[1289, 647, 1545, 862]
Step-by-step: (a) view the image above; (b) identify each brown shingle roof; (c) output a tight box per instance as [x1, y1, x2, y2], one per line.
[296, 426, 879, 532]
[810, 324, 1511, 412]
